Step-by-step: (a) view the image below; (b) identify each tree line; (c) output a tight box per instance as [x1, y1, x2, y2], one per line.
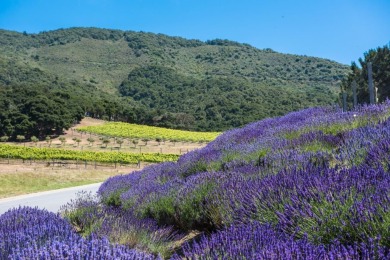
[0, 82, 163, 141]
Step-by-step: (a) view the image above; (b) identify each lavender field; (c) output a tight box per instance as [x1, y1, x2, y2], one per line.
[2, 102, 390, 259]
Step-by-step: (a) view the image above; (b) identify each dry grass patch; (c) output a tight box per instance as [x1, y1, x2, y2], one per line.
[0, 164, 141, 199]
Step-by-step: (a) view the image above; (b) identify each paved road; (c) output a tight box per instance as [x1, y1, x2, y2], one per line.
[0, 183, 102, 215]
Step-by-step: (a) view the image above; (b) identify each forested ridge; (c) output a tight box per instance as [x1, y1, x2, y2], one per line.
[0, 27, 350, 138]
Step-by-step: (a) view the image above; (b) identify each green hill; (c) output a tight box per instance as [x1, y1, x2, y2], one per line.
[0, 27, 349, 134]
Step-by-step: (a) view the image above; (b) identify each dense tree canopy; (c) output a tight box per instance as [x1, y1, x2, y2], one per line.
[119, 65, 338, 131]
[0, 85, 80, 139]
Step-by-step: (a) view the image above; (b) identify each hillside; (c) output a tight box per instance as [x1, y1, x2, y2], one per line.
[0, 27, 350, 132]
[2, 103, 390, 258]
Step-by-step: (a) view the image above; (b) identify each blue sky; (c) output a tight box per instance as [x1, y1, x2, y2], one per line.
[0, 0, 389, 65]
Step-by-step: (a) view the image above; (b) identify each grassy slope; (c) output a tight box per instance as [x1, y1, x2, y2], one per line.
[0, 28, 349, 94]
[31, 37, 348, 92]
[33, 38, 137, 94]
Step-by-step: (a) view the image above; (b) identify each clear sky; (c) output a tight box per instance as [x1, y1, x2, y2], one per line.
[0, 0, 389, 65]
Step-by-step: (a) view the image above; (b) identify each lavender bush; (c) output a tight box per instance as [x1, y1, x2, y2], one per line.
[60, 192, 182, 258]
[97, 102, 390, 257]
[172, 222, 390, 259]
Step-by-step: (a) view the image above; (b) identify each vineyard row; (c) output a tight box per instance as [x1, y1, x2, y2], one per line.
[0, 144, 179, 164]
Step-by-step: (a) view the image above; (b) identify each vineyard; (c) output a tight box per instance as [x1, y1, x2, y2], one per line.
[0, 144, 179, 164]
[77, 122, 220, 142]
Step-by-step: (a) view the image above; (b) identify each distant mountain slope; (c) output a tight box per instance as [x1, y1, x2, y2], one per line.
[0, 27, 349, 131]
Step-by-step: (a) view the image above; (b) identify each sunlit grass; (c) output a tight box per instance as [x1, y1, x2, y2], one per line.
[0, 168, 129, 199]
[283, 111, 390, 140]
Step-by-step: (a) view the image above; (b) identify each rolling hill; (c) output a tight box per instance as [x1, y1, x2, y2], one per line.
[0, 27, 350, 133]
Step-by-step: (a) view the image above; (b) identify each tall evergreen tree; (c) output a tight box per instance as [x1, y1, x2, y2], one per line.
[342, 44, 390, 106]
